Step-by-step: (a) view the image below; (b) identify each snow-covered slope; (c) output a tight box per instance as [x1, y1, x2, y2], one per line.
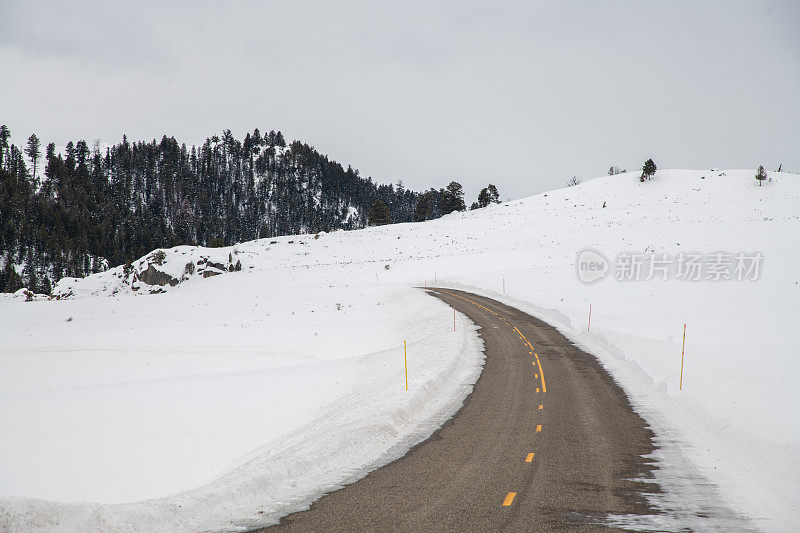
[1, 169, 798, 532]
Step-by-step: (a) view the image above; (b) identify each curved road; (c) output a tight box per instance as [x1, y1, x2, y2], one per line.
[259, 288, 660, 531]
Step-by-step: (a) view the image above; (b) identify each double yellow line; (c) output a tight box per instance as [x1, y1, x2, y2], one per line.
[439, 289, 546, 393]
[514, 326, 546, 393]
[438, 289, 547, 510]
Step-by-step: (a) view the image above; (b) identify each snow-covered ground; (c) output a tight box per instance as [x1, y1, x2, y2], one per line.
[0, 280, 484, 531]
[1, 169, 798, 531]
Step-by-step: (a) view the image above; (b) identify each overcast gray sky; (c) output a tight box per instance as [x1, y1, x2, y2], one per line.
[1, 0, 798, 201]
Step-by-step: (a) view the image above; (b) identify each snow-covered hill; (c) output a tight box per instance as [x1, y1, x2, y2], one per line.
[1, 168, 798, 532]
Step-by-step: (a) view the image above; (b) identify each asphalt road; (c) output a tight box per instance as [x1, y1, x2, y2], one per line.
[259, 288, 661, 531]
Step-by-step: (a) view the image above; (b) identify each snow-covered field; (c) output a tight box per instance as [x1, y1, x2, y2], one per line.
[1, 169, 798, 532]
[0, 279, 484, 531]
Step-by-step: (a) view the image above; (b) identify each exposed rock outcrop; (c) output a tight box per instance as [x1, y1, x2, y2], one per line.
[137, 265, 179, 287]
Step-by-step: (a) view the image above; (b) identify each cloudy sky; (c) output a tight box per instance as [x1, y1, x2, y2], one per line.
[1, 1, 798, 200]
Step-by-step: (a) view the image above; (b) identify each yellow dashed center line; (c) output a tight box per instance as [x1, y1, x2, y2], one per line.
[441, 290, 550, 497]
[513, 328, 546, 393]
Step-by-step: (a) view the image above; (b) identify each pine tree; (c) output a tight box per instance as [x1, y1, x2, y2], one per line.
[413, 191, 436, 222]
[641, 158, 657, 181]
[476, 184, 501, 208]
[368, 199, 392, 226]
[2, 258, 23, 292]
[755, 165, 767, 186]
[487, 184, 500, 203]
[440, 181, 466, 214]
[0, 125, 10, 169]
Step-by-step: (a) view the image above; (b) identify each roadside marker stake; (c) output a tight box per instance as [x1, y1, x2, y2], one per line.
[502, 492, 516, 506]
[679, 324, 686, 390]
[453, 308, 456, 331]
[404, 340, 408, 391]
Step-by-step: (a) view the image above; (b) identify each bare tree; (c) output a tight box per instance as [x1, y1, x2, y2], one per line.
[608, 165, 625, 175]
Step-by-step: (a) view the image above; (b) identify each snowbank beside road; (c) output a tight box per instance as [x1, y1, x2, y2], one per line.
[0, 281, 483, 531]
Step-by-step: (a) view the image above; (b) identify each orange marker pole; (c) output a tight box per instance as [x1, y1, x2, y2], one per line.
[404, 340, 408, 391]
[679, 324, 686, 390]
[453, 308, 456, 331]
[588, 303, 592, 332]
